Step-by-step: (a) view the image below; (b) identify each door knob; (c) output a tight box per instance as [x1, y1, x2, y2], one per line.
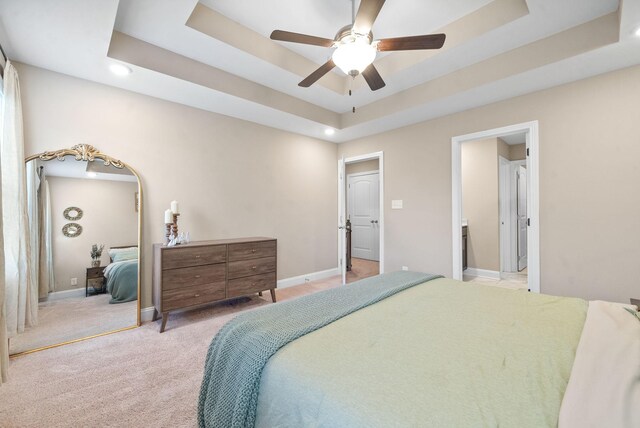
[371, 220, 375, 223]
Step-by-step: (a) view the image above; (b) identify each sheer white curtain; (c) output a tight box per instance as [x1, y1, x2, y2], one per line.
[39, 176, 54, 296]
[0, 100, 6, 384]
[26, 162, 40, 299]
[0, 147, 5, 384]
[1, 60, 37, 350]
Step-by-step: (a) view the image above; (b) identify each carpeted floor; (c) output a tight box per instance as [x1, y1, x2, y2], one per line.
[9, 294, 137, 355]
[0, 279, 340, 428]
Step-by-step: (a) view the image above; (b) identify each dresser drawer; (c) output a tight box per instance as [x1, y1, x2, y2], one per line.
[162, 245, 226, 270]
[162, 264, 225, 291]
[162, 281, 225, 311]
[228, 256, 276, 279]
[228, 272, 276, 298]
[228, 240, 276, 261]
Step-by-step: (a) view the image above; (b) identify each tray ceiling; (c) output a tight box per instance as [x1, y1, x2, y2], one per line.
[1, 0, 639, 142]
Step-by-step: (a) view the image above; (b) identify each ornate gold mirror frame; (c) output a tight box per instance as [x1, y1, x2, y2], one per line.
[16, 144, 143, 356]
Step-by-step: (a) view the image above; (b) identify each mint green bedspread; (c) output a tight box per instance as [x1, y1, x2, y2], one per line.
[198, 271, 441, 428]
[255, 278, 587, 428]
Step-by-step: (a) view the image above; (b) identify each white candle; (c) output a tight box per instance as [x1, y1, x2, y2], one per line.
[164, 209, 173, 224]
[171, 200, 179, 214]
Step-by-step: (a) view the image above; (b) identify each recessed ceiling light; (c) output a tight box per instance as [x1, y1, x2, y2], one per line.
[325, 128, 335, 136]
[87, 172, 97, 178]
[635, 27, 640, 37]
[109, 63, 132, 76]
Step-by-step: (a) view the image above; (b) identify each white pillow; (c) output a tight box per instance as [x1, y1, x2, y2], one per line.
[108, 247, 138, 262]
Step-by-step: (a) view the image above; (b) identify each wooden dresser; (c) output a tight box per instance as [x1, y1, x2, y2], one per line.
[152, 237, 277, 332]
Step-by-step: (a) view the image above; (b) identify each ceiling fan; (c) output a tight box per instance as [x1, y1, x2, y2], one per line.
[270, 0, 446, 91]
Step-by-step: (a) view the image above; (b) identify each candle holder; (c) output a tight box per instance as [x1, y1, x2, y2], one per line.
[165, 223, 172, 245]
[172, 213, 180, 240]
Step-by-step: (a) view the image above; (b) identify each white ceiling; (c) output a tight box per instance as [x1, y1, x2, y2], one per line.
[200, 0, 495, 64]
[1, 0, 639, 143]
[37, 157, 138, 183]
[500, 133, 527, 146]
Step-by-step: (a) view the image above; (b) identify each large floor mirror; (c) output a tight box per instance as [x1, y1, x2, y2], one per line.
[10, 145, 141, 356]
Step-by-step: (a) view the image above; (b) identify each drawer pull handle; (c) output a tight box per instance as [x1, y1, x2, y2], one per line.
[195, 255, 201, 259]
[252, 283, 257, 286]
[195, 275, 201, 279]
[252, 266, 257, 270]
[194, 294, 200, 298]
[251, 249, 257, 253]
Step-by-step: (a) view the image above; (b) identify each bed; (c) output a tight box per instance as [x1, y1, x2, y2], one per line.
[198, 271, 640, 428]
[103, 245, 138, 304]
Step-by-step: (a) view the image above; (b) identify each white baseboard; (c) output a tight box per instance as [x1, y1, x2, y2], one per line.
[141, 306, 155, 323]
[277, 267, 340, 289]
[140, 267, 340, 323]
[463, 268, 501, 280]
[44, 288, 85, 301]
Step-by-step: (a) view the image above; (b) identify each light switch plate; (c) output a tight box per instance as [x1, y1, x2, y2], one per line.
[392, 200, 403, 209]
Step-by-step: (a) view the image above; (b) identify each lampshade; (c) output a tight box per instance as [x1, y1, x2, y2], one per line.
[332, 36, 377, 75]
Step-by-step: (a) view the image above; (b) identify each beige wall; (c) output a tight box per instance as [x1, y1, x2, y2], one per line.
[338, 64, 640, 304]
[345, 159, 379, 176]
[509, 143, 526, 161]
[462, 138, 500, 272]
[17, 63, 338, 308]
[48, 176, 138, 292]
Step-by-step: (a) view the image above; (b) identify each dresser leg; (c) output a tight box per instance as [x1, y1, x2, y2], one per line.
[160, 313, 169, 333]
[152, 308, 159, 322]
[258, 291, 263, 297]
[270, 288, 276, 303]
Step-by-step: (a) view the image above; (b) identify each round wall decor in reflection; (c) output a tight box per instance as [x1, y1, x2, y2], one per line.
[62, 223, 83, 238]
[63, 206, 83, 221]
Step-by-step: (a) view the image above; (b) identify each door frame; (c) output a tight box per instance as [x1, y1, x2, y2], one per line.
[452, 121, 539, 293]
[347, 170, 380, 261]
[338, 151, 385, 283]
[499, 157, 526, 273]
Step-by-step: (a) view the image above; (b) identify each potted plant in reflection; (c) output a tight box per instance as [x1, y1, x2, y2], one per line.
[90, 244, 105, 267]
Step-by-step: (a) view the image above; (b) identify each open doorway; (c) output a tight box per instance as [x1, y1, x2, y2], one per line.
[338, 152, 384, 285]
[452, 121, 539, 293]
[346, 160, 380, 283]
[460, 135, 528, 290]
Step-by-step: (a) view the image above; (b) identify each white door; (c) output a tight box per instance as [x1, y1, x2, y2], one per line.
[517, 165, 528, 271]
[348, 172, 380, 261]
[338, 157, 347, 285]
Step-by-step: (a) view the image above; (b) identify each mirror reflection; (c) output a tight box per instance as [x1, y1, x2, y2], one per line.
[9, 153, 140, 355]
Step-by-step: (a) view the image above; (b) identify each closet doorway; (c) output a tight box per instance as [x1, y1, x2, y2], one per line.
[338, 152, 384, 284]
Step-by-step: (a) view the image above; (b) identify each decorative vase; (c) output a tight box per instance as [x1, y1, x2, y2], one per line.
[91, 259, 101, 268]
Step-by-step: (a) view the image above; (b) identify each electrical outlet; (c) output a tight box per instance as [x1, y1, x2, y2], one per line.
[305, 278, 310, 283]
[401, 266, 409, 271]
[70, 277, 78, 286]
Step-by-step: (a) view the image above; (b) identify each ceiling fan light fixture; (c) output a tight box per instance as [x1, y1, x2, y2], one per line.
[332, 36, 377, 75]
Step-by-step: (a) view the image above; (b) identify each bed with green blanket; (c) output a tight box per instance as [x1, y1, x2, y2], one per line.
[198, 271, 640, 428]
[103, 259, 138, 304]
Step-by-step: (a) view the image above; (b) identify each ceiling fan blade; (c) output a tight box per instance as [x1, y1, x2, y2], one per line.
[353, 0, 386, 35]
[270, 30, 334, 47]
[362, 64, 386, 91]
[299, 59, 336, 87]
[377, 33, 446, 51]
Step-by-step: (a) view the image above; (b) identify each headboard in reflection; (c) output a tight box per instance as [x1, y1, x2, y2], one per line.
[12, 145, 142, 356]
